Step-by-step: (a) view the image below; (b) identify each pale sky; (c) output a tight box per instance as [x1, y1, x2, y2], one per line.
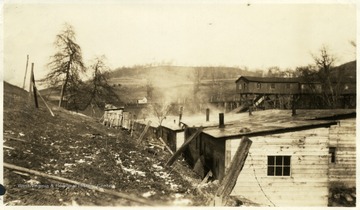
[2, 0, 357, 88]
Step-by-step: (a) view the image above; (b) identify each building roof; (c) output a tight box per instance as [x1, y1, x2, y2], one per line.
[202, 119, 337, 139]
[137, 109, 355, 135]
[188, 109, 355, 139]
[235, 76, 300, 83]
[235, 76, 356, 84]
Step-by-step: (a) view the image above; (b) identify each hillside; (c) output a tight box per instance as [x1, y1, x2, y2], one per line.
[331, 60, 356, 79]
[109, 65, 261, 87]
[2, 81, 209, 206]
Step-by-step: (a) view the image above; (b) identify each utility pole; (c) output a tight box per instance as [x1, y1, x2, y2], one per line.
[22, 55, 29, 89]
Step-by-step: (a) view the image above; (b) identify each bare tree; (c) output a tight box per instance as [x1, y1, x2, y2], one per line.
[45, 23, 85, 107]
[146, 79, 154, 100]
[312, 45, 338, 107]
[151, 103, 172, 126]
[267, 66, 281, 77]
[86, 56, 118, 109]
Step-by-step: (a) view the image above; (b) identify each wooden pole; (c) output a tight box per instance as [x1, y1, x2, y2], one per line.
[36, 87, 55, 117]
[178, 106, 183, 126]
[31, 65, 39, 108]
[214, 136, 252, 206]
[206, 108, 210, 122]
[22, 55, 29, 89]
[29, 63, 34, 97]
[4, 162, 155, 206]
[292, 94, 297, 116]
[166, 127, 203, 167]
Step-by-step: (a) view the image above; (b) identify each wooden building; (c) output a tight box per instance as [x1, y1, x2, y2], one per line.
[328, 117, 356, 187]
[236, 76, 300, 95]
[158, 124, 185, 152]
[183, 109, 356, 206]
[235, 76, 356, 110]
[103, 105, 124, 128]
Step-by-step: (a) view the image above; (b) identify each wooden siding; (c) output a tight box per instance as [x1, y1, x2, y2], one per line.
[176, 131, 185, 150]
[328, 118, 356, 187]
[235, 76, 356, 96]
[183, 127, 226, 178]
[183, 128, 202, 167]
[226, 128, 330, 206]
[103, 109, 123, 127]
[237, 80, 299, 95]
[159, 126, 177, 151]
[133, 122, 158, 140]
[201, 135, 226, 180]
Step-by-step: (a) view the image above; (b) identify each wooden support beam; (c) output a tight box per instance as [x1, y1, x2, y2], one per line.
[3, 145, 15, 150]
[158, 137, 174, 154]
[200, 170, 213, 185]
[4, 162, 155, 206]
[36, 87, 55, 117]
[166, 127, 203, 167]
[137, 121, 151, 142]
[4, 136, 27, 142]
[214, 136, 252, 205]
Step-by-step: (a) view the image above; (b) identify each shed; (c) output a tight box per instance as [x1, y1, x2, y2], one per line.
[103, 105, 124, 128]
[134, 115, 186, 152]
[159, 123, 185, 152]
[196, 109, 355, 206]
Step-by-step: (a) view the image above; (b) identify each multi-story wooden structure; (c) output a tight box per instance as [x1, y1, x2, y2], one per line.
[235, 76, 356, 110]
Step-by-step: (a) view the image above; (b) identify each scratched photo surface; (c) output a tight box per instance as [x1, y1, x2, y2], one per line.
[2, 0, 357, 208]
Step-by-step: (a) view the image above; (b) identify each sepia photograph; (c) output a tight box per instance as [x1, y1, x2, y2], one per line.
[1, 0, 357, 208]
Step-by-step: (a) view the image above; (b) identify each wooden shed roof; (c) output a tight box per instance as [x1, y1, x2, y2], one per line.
[189, 109, 355, 139]
[202, 119, 337, 139]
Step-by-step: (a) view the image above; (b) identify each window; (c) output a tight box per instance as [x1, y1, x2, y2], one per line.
[244, 83, 248, 89]
[329, 147, 336, 163]
[267, 156, 291, 176]
[236, 84, 241, 90]
[257, 82, 261, 89]
[286, 83, 291, 89]
[270, 83, 275, 89]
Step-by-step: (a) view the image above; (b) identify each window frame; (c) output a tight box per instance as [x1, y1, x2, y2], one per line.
[257, 82, 261, 89]
[270, 83, 276, 89]
[267, 155, 291, 177]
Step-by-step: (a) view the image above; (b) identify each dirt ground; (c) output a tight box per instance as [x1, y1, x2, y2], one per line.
[3, 82, 209, 206]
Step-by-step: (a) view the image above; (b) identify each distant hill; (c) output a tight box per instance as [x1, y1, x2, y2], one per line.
[108, 65, 261, 87]
[331, 60, 356, 80]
